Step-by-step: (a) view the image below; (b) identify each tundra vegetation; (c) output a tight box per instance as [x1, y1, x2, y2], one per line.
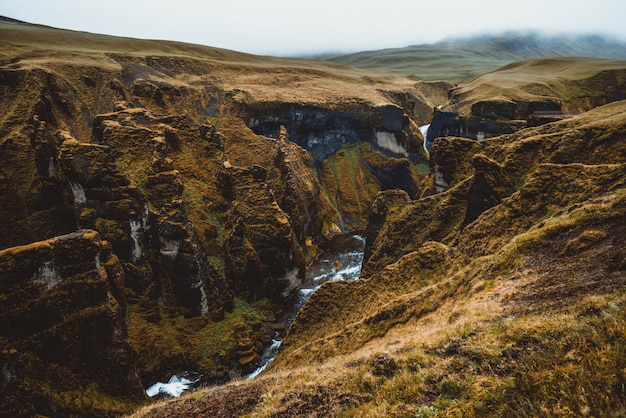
[0, 18, 625, 417]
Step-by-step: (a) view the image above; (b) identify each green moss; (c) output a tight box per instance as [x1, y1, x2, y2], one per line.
[414, 162, 430, 177]
[319, 142, 380, 227]
[206, 213, 225, 247]
[207, 255, 225, 276]
[182, 181, 203, 210]
[127, 296, 266, 382]
[18, 351, 146, 417]
[36, 380, 143, 417]
[116, 155, 150, 192]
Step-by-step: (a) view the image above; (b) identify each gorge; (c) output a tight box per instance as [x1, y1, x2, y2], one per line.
[1, 17, 626, 417]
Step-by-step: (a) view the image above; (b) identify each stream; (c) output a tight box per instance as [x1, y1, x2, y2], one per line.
[247, 233, 366, 379]
[146, 233, 366, 395]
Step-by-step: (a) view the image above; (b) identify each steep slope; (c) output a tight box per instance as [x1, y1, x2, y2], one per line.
[424, 57, 626, 144]
[133, 100, 626, 417]
[330, 32, 626, 82]
[0, 19, 447, 416]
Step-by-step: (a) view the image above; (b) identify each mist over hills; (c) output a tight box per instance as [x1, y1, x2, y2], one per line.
[1, 16, 625, 417]
[330, 32, 626, 82]
[433, 32, 626, 58]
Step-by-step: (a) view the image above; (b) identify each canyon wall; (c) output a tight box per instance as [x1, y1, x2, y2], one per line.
[0, 20, 443, 415]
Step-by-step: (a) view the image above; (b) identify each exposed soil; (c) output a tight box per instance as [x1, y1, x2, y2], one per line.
[134, 383, 266, 418]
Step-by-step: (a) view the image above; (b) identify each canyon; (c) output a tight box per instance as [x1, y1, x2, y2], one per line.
[1, 17, 625, 417]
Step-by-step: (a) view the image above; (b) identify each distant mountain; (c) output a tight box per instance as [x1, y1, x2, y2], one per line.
[329, 32, 626, 82]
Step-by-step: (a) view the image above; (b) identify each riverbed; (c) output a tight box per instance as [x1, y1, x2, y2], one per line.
[247, 233, 366, 379]
[146, 233, 366, 395]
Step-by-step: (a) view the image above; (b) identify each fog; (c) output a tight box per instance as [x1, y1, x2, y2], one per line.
[2, 0, 626, 56]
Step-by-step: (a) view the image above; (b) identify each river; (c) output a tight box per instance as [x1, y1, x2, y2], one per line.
[146, 233, 366, 395]
[247, 233, 366, 379]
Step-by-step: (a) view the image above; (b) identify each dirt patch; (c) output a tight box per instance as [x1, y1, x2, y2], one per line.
[274, 385, 371, 417]
[503, 220, 626, 315]
[136, 383, 266, 418]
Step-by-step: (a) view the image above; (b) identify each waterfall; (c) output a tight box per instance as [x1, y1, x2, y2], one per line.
[129, 204, 149, 262]
[247, 233, 366, 380]
[129, 219, 142, 262]
[420, 124, 431, 153]
[32, 261, 61, 291]
[375, 131, 409, 157]
[144, 234, 366, 396]
[47, 156, 56, 176]
[69, 181, 86, 205]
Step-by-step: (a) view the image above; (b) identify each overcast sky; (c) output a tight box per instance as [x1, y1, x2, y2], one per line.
[2, 1, 626, 56]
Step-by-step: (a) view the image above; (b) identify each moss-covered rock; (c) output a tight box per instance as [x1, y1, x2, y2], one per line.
[0, 230, 146, 417]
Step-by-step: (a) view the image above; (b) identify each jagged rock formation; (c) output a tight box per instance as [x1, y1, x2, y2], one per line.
[278, 98, 626, 356]
[246, 102, 417, 163]
[111, 41, 625, 417]
[236, 100, 625, 417]
[0, 18, 445, 415]
[0, 230, 145, 417]
[425, 98, 560, 144]
[4, 18, 626, 418]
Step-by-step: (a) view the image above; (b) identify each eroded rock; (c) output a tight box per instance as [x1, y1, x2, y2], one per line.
[0, 230, 145, 416]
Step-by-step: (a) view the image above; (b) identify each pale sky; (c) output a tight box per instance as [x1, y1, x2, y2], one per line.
[2, 1, 626, 56]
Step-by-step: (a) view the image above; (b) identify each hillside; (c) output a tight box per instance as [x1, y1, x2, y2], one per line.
[330, 33, 626, 82]
[0, 18, 447, 416]
[0, 19, 625, 418]
[133, 95, 626, 418]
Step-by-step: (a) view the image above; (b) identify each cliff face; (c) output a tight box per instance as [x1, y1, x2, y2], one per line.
[5, 19, 626, 417]
[260, 100, 626, 418]
[0, 230, 145, 417]
[424, 58, 626, 143]
[0, 19, 444, 415]
[363, 100, 626, 278]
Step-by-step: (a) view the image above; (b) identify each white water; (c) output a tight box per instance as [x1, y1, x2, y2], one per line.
[420, 124, 431, 153]
[129, 219, 142, 262]
[375, 131, 408, 157]
[32, 260, 61, 291]
[47, 156, 56, 177]
[130, 205, 150, 262]
[246, 339, 282, 380]
[145, 235, 366, 396]
[146, 373, 201, 398]
[69, 181, 86, 205]
[247, 234, 366, 379]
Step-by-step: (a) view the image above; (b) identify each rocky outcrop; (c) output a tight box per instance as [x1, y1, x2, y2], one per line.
[365, 100, 626, 278]
[4, 21, 626, 417]
[423, 136, 483, 196]
[273, 126, 329, 243]
[0, 230, 145, 417]
[363, 189, 411, 264]
[426, 98, 562, 144]
[245, 102, 418, 165]
[90, 107, 232, 317]
[462, 154, 511, 226]
[222, 164, 305, 302]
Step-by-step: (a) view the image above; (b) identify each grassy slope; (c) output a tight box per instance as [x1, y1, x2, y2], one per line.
[132, 101, 626, 418]
[0, 20, 447, 109]
[447, 57, 626, 116]
[3, 19, 626, 417]
[330, 33, 626, 83]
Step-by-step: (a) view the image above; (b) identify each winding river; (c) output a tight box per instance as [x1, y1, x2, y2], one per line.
[247, 233, 366, 379]
[147, 234, 366, 395]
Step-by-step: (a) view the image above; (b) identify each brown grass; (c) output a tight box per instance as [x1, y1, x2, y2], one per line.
[3, 18, 626, 418]
[447, 57, 626, 116]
